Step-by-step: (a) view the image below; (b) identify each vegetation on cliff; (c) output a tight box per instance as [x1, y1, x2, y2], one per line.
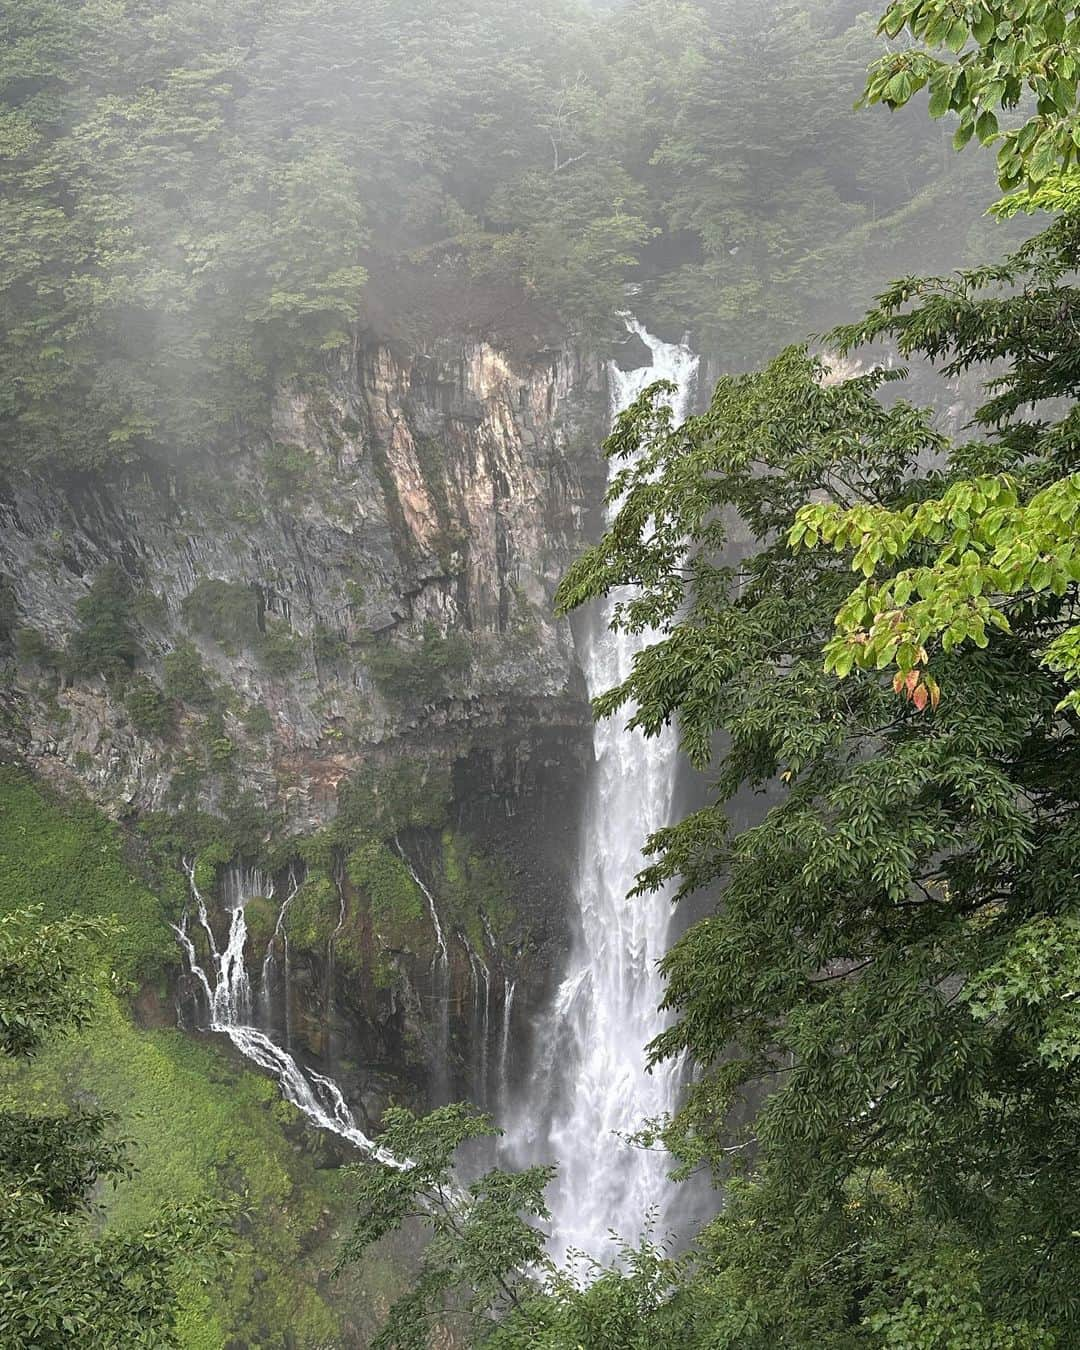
[0, 768, 415, 1346]
[1, 0, 1016, 473]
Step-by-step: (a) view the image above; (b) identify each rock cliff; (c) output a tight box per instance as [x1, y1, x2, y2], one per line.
[0, 335, 609, 828]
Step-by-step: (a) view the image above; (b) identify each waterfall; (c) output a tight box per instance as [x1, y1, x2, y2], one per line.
[462, 933, 492, 1106]
[528, 319, 699, 1262]
[395, 840, 452, 1104]
[499, 977, 516, 1108]
[260, 867, 299, 1046]
[173, 861, 403, 1169]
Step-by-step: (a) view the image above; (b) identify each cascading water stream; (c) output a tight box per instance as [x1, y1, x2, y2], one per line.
[396, 840, 452, 1104]
[260, 867, 299, 1046]
[519, 320, 699, 1263]
[499, 977, 516, 1109]
[461, 932, 492, 1106]
[173, 861, 403, 1169]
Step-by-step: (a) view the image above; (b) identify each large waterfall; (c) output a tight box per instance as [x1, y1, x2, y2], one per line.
[523, 321, 699, 1262]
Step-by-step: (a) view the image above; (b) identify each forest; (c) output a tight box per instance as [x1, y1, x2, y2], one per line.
[3, 0, 1080, 1347]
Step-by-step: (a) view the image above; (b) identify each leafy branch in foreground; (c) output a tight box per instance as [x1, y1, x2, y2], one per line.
[789, 204, 1080, 713]
[336, 1105, 553, 1350]
[866, 1, 1080, 194]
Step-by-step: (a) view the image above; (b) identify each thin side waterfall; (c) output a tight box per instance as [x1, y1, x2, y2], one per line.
[260, 867, 300, 1046]
[173, 861, 403, 1169]
[396, 840, 452, 1104]
[462, 933, 492, 1106]
[528, 320, 699, 1262]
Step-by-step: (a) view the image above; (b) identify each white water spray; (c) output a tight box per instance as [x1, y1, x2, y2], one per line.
[531, 320, 698, 1262]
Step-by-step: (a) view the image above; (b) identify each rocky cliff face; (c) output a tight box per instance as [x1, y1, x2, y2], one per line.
[0, 334, 609, 828]
[1, 331, 612, 1122]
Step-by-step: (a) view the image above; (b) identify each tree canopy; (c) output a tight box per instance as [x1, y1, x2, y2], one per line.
[0, 0, 1012, 472]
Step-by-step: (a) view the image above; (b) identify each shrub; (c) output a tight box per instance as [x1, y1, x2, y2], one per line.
[242, 704, 273, 737]
[15, 626, 60, 669]
[256, 620, 303, 677]
[366, 621, 472, 706]
[336, 759, 452, 837]
[264, 443, 314, 499]
[181, 580, 260, 652]
[163, 642, 217, 709]
[124, 677, 172, 737]
[313, 621, 347, 666]
[66, 564, 140, 682]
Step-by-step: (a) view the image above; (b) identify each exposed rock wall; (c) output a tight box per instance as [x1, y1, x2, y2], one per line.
[0, 335, 610, 829]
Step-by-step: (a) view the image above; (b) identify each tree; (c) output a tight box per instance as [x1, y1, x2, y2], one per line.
[866, 1, 1080, 194]
[796, 7, 1080, 710]
[336, 1105, 553, 1350]
[0, 909, 228, 1348]
[338, 5, 1080, 1345]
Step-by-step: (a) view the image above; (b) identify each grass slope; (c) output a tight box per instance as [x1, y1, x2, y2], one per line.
[0, 765, 408, 1347]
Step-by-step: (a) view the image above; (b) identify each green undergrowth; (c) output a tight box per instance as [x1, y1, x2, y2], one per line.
[0, 995, 346, 1347]
[438, 830, 515, 954]
[0, 763, 412, 1346]
[0, 764, 175, 984]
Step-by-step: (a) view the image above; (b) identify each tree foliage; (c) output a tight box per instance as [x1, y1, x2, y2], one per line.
[0, 0, 1012, 472]
[867, 0, 1080, 193]
[343, 6, 1080, 1343]
[0, 908, 229, 1348]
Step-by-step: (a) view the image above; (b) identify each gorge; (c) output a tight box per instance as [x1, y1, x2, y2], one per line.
[5, 0, 1071, 1345]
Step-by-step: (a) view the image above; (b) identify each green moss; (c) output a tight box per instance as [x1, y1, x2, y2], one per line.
[412, 434, 451, 529]
[0, 766, 174, 984]
[243, 893, 278, 953]
[284, 873, 339, 952]
[439, 830, 515, 954]
[193, 841, 233, 895]
[0, 765, 385, 1348]
[348, 840, 429, 955]
[14, 625, 61, 670]
[336, 758, 452, 838]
